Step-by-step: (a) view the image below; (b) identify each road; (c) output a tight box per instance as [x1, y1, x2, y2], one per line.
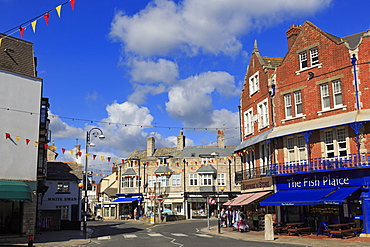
[86, 219, 302, 247]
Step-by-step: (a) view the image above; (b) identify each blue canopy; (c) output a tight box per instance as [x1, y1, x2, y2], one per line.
[112, 197, 140, 203]
[319, 186, 360, 205]
[260, 188, 334, 206]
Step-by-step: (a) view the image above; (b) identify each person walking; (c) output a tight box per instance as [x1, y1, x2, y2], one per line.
[252, 209, 259, 231]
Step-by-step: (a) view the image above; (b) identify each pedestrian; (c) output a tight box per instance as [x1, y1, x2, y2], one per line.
[253, 209, 259, 231]
[134, 207, 137, 220]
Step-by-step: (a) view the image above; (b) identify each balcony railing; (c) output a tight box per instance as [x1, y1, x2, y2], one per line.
[236, 153, 370, 181]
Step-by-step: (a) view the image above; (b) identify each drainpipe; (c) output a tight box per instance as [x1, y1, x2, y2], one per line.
[351, 54, 361, 110]
[238, 105, 242, 143]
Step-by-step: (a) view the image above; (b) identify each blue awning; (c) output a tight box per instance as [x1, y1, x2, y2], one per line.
[111, 197, 140, 203]
[319, 186, 361, 205]
[260, 188, 334, 206]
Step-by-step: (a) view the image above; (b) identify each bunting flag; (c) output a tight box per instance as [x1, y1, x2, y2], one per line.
[70, 0, 75, 10]
[19, 27, 25, 38]
[26, 139, 30, 145]
[31, 20, 37, 33]
[56, 5, 62, 17]
[34, 141, 38, 147]
[5, 133, 10, 139]
[44, 13, 50, 25]
[70, 150, 74, 155]
[0, 38, 3, 47]
[93, 155, 97, 160]
[62, 148, 66, 154]
[15, 136, 20, 142]
[44, 144, 48, 150]
[101, 156, 105, 161]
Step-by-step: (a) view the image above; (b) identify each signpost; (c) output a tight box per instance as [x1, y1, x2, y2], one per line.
[157, 195, 163, 202]
[207, 197, 215, 230]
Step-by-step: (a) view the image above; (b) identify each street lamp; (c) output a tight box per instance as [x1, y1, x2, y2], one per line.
[218, 186, 225, 234]
[83, 127, 105, 239]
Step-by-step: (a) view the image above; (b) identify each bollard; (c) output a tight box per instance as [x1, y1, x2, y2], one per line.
[28, 235, 34, 247]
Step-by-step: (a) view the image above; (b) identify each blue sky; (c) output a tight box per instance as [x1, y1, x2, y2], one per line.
[1, 0, 370, 178]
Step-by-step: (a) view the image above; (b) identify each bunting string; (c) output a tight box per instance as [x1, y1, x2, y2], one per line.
[0, 0, 76, 44]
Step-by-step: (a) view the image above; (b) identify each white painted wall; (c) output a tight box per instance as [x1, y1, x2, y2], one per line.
[0, 69, 42, 181]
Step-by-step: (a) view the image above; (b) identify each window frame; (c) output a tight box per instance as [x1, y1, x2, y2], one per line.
[172, 174, 181, 187]
[57, 182, 70, 193]
[310, 47, 319, 66]
[249, 71, 259, 95]
[244, 108, 253, 135]
[189, 173, 198, 186]
[320, 83, 330, 110]
[332, 79, 343, 107]
[217, 173, 226, 186]
[294, 90, 303, 116]
[257, 99, 269, 129]
[284, 94, 292, 118]
[299, 51, 308, 69]
[200, 174, 213, 186]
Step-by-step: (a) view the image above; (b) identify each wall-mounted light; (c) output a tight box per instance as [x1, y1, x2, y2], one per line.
[4, 48, 15, 53]
[307, 72, 314, 80]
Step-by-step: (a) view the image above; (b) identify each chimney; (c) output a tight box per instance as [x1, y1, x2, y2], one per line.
[217, 130, 225, 149]
[147, 136, 155, 157]
[286, 24, 301, 50]
[177, 130, 185, 150]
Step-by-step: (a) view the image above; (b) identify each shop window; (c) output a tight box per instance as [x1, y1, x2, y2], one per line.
[57, 182, 69, 193]
[172, 174, 180, 186]
[110, 207, 116, 217]
[56, 205, 69, 220]
[189, 174, 198, 186]
[104, 207, 109, 217]
[200, 174, 213, 186]
[217, 173, 225, 186]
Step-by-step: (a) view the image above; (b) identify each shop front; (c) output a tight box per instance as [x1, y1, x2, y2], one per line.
[260, 168, 370, 235]
[185, 192, 231, 219]
[112, 193, 143, 220]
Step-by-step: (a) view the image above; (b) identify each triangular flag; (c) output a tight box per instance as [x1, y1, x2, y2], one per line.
[69, 0, 75, 10]
[78, 152, 82, 157]
[5, 133, 10, 139]
[44, 144, 48, 150]
[101, 156, 105, 161]
[115, 158, 118, 163]
[62, 148, 66, 154]
[86, 153, 90, 158]
[0, 38, 2, 47]
[15, 136, 20, 142]
[107, 157, 111, 162]
[93, 155, 97, 160]
[70, 150, 74, 155]
[19, 27, 25, 38]
[31, 20, 37, 33]
[55, 5, 62, 18]
[44, 13, 50, 25]
[34, 141, 39, 147]
[121, 159, 125, 163]
[26, 139, 30, 145]
[52, 146, 57, 151]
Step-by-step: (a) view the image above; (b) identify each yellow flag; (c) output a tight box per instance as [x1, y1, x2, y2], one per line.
[53, 146, 57, 151]
[15, 136, 21, 142]
[86, 153, 90, 158]
[101, 156, 105, 161]
[0, 38, 2, 47]
[70, 150, 74, 155]
[115, 158, 118, 163]
[31, 20, 37, 33]
[34, 141, 39, 147]
[56, 5, 62, 17]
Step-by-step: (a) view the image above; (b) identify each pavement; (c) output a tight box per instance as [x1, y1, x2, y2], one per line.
[1, 220, 370, 246]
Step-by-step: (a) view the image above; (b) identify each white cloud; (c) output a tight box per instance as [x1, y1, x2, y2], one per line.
[110, 0, 332, 57]
[165, 71, 239, 126]
[49, 111, 84, 139]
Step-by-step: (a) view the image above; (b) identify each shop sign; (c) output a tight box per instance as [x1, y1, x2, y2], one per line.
[241, 177, 273, 191]
[47, 197, 77, 201]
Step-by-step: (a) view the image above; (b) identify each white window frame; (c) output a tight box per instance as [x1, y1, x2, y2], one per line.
[324, 130, 335, 158]
[294, 90, 302, 116]
[285, 135, 307, 162]
[336, 128, 347, 156]
[172, 174, 181, 186]
[310, 47, 319, 66]
[297, 136, 306, 160]
[320, 83, 330, 110]
[284, 94, 292, 118]
[158, 175, 169, 187]
[249, 71, 259, 95]
[332, 80, 342, 107]
[299, 52, 308, 69]
[287, 137, 295, 162]
[217, 173, 226, 186]
[123, 177, 135, 188]
[257, 99, 269, 129]
[244, 108, 253, 135]
[189, 173, 198, 186]
[148, 176, 155, 187]
[57, 182, 69, 192]
[200, 174, 213, 186]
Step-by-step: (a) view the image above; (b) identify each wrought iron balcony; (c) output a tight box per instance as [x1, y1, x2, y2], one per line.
[236, 153, 370, 182]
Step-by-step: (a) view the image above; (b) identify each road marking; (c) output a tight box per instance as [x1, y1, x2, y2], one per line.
[148, 233, 163, 237]
[123, 234, 137, 238]
[97, 236, 111, 240]
[171, 233, 188, 237]
[195, 234, 212, 238]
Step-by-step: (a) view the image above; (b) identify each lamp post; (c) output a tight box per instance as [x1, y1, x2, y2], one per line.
[83, 127, 105, 239]
[218, 186, 225, 234]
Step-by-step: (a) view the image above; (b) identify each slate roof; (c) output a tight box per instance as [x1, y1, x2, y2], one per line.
[155, 166, 173, 174]
[46, 162, 82, 181]
[122, 167, 137, 176]
[197, 164, 217, 173]
[102, 181, 118, 197]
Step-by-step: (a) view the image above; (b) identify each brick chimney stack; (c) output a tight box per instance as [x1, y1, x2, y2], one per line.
[177, 130, 185, 150]
[147, 136, 155, 157]
[286, 24, 302, 50]
[217, 130, 225, 149]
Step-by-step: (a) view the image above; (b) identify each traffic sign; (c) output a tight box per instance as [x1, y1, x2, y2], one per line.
[208, 197, 216, 205]
[149, 196, 155, 202]
[157, 195, 163, 202]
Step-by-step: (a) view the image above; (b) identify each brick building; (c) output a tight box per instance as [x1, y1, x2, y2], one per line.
[235, 21, 370, 235]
